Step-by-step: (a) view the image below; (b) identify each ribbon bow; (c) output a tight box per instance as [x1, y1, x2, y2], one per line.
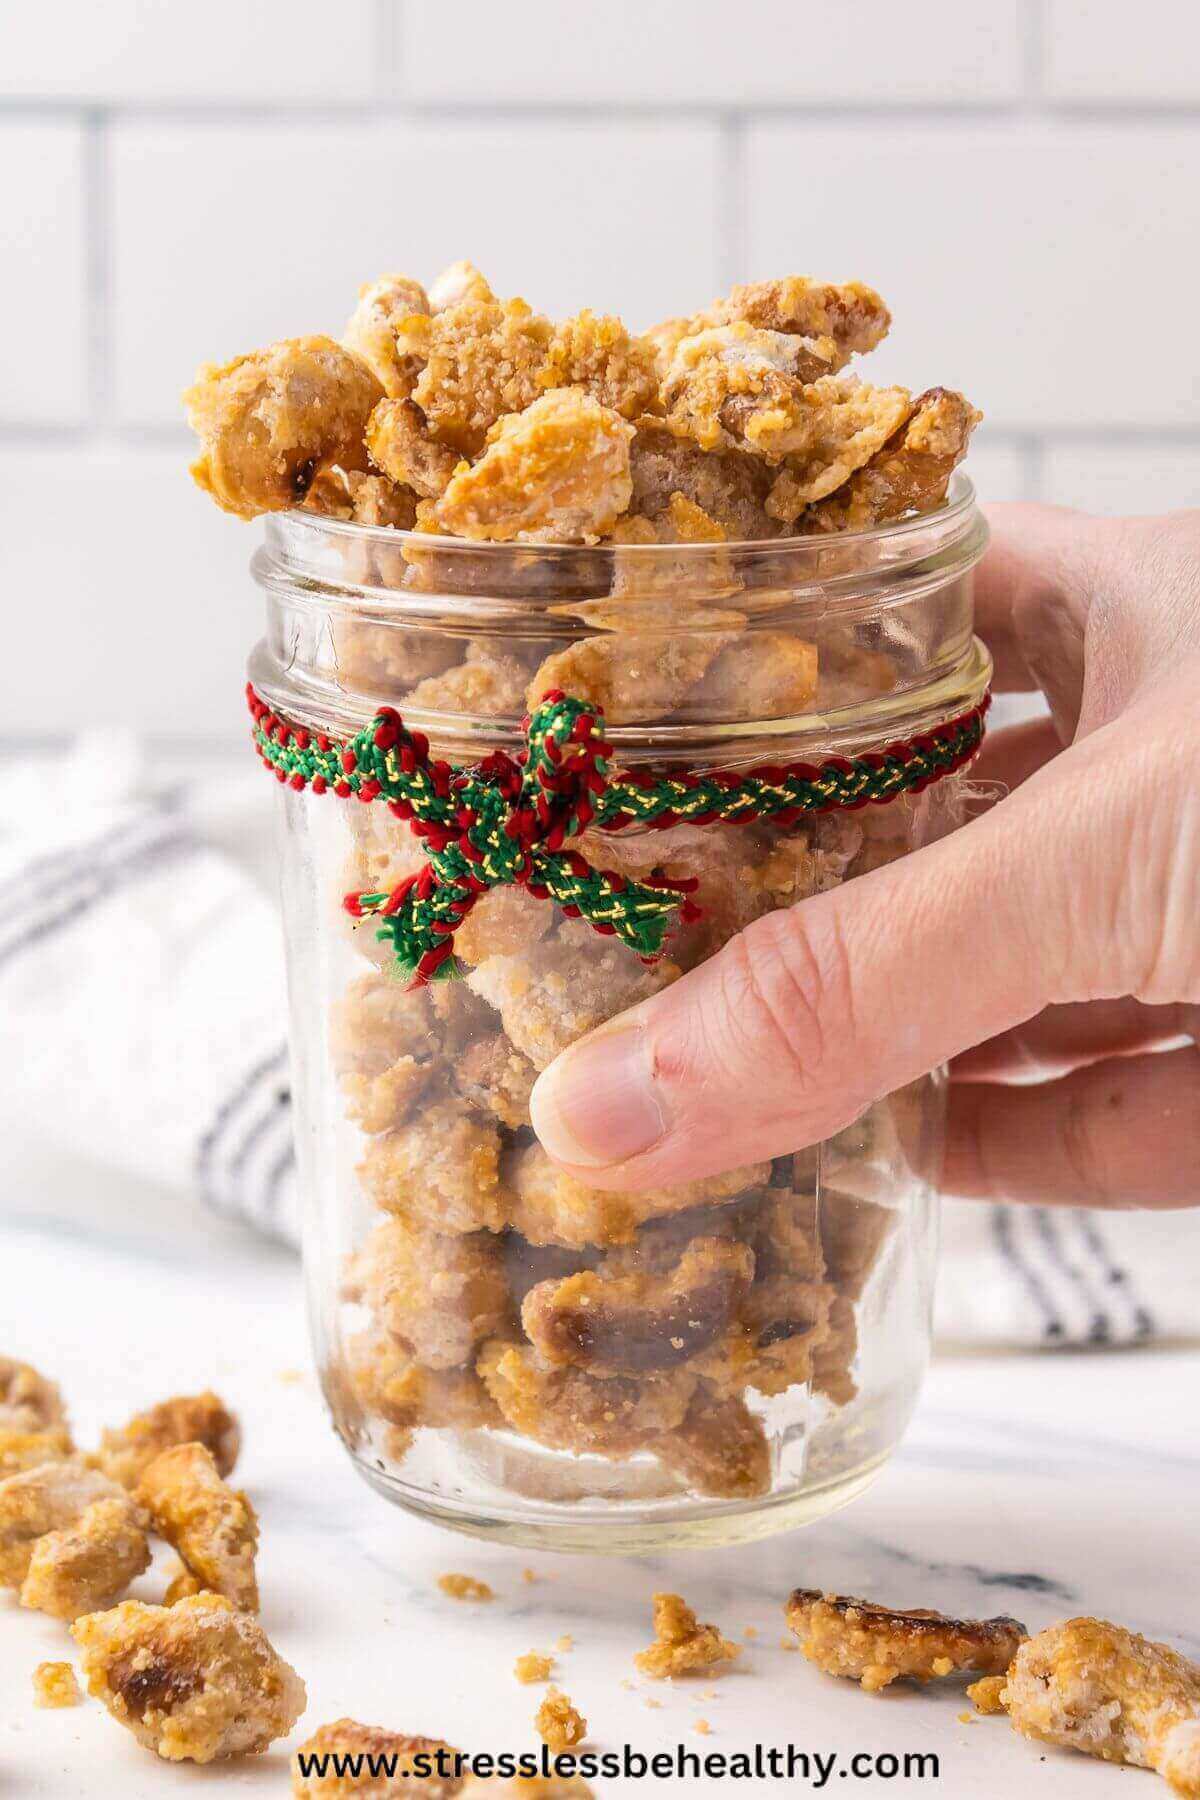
[340, 690, 700, 986]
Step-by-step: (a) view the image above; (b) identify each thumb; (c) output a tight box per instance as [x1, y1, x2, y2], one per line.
[529, 742, 1126, 1190]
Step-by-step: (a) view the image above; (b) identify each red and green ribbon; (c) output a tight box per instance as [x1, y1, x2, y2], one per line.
[248, 683, 988, 986]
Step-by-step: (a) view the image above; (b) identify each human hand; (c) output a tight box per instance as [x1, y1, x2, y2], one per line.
[530, 503, 1200, 1210]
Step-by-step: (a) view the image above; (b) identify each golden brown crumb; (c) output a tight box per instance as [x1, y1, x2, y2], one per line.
[434, 389, 634, 544]
[291, 1719, 465, 1796]
[94, 1391, 240, 1490]
[72, 1593, 305, 1763]
[0, 1358, 67, 1433]
[163, 1558, 206, 1606]
[33, 1661, 82, 1708]
[0, 1461, 126, 1588]
[535, 1687, 587, 1752]
[184, 336, 381, 519]
[1005, 1617, 1200, 1794]
[514, 1651, 555, 1684]
[785, 1590, 1026, 1694]
[437, 1572, 494, 1602]
[967, 1673, 1009, 1715]
[135, 1443, 258, 1612]
[694, 1718, 712, 1735]
[635, 1593, 740, 1680]
[523, 1568, 538, 1584]
[555, 1635, 574, 1653]
[20, 1494, 150, 1621]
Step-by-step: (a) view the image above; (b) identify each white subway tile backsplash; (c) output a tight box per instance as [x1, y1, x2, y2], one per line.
[1043, 444, 1200, 516]
[0, 1, 376, 101]
[111, 120, 721, 426]
[0, 123, 87, 424]
[1046, 0, 1200, 101]
[400, 0, 1023, 104]
[0, 446, 255, 740]
[746, 124, 1200, 432]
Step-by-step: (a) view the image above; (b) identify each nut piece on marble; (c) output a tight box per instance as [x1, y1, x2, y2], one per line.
[785, 1589, 1027, 1694]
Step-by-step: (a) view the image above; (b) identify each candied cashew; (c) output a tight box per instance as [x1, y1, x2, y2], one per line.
[367, 398, 462, 499]
[348, 1217, 510, 1371]
[0, 1426, 74, 1477]
[764, 381, 914, 521]
[184, 336, 382, 519]
[628, 417, 780, 540]
[95, 1391, 240, 1490]
[0, 1357, 66, 1433]
[507, 1142, 768, 1250]
[399, 296, 553, 455]
[539, 310, 660, 419]
[292, 1718, 466, 1796]
[0, 1461, 125, 1588]
[785, 1590, 1026, 1693]
[690, 631, 818, 719]
[1005, 1618, 1200, 1793]
[655, 1390, 771, 1499]
[720, 276, 891, 356]
[429, 258, 496, 312]
[465, 919, 681, 1072]
[526, 624, 731, 724]
[303, 464, 418, 528]
[347, 1331, 501, 1435]
[433, 389, 634, 544]
[477, 1342, 695, 1457]
[343, 272, 430, 396]
[453, 1031, 538, 1129]
[136, 1444, 259, 1613]
[661, 323, 842, 459]
[522, 1237, 755, 1374]
[72, 1593, 305, 1763]
[403, 644, 533, 717]
[800, 386, 981, 534]
[359, 1097, 507, 1236]
[20, 1495, 150, 1622]
[967, 1673, 1008, 1715]
[635, 1592, 740, 1679]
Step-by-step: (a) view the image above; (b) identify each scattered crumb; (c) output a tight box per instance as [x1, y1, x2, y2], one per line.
[277, 1369, 304, 1386]
[780, 1637, 799, 1652]
[514, 1652, 554, 1685]
[645, 1698, 662, 1710]
[635, 1592, 740, 1680]
[743, 1626, 758, 1640]
[437, 1573, 494, 1602]
[931, 1656, 954, 1677]
[555, 1633, 574, 1652]
[958, 1710, 979, 1724]
[522, 1567, 538, 1584]
[620, 1678, 634, 1691]
[695, 1718, 712, 1735]
[33, 1662, 81, 1708]
[967, 1673, 1009, 1715]
[535, 1687, 588, 1752]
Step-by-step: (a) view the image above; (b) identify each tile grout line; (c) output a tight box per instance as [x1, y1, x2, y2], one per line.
[716, 112, 747, 292]
[82, 106, 114, 429]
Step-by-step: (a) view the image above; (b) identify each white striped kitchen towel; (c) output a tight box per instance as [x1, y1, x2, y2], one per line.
[1, 733, 1194, 1348]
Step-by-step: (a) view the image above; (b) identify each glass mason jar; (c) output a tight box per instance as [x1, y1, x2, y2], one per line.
[248, 476, 990, 1552]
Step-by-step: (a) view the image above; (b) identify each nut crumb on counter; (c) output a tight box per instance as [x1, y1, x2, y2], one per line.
[438, 1572, 494, 1602]
[514, 1651, 555, 1684]
[635, 1592, 740, 1680]
[535, 1686, 588, 1752]
[33, 1661, 82, 1708]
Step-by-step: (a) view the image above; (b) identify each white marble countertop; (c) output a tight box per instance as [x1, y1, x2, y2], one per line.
[2, 1176, 1197, 1799]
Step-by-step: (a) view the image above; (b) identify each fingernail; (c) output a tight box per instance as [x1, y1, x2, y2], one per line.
[530, 1022, 667, 1169]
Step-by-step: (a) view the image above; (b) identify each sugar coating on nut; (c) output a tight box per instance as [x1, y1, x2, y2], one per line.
[343, 273, 430, 397]
[95, 1390, 240, 1490]
[785, 1590, 1027, 1693]
[0, 1461, 125, 1588]
[184, 336, 382, 519]
[477, 1342, 695, 1457]
[20, 1494, 150, 1621]
[635, 1592, 740, 1679]
[349, 1218, 510, 1372]
[0, 1357, 66, 1433]
[72, 1593, 305, 1763]
[136, 1443, 259, 1613]
[1004, 1617, 1200, 1792]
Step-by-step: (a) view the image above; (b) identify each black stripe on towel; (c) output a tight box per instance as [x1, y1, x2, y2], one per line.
[990, 1204, 1065, 1342]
